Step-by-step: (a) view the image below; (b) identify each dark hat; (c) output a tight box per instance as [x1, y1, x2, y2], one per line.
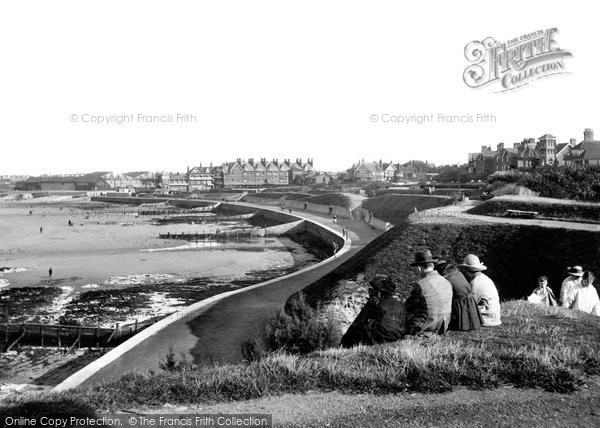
[370, 274, 396, 293]
[410, 250, 438, 266]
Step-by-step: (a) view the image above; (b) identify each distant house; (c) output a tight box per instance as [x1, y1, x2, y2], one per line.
[555, 140, 575, 166]
[469, 133, 560, 174]
[16, 172, 111, 191]
[188, 166, 214, 191]
[167, 173, 189, 193]
[305, 174, 331, 185]
[564, 129, 600, 167]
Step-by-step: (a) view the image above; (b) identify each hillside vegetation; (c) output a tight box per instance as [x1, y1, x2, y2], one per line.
[490, 166, 600, 201]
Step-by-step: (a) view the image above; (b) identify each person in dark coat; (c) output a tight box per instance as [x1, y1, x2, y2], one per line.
[405, 250, 453, 336]
[341, 275, 406, 347]
[435, 259, 483, 331]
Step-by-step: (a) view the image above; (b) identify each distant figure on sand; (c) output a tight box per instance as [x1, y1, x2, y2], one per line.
[341, 275, 406, 348]
[48, 267, 53, 277]
[459, 254, 501, 327]
[40, 226, 43, 234]
[527, 276, 557, 306]
[405, 250, 453, 336]
[560, 266, 584, 307]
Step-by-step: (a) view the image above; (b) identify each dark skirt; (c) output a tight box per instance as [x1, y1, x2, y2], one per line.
[449, 295, 483, 331]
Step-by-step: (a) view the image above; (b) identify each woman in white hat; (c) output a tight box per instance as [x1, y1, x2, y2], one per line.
[459, 254, 502, 327]
[560, 266, 584, 307]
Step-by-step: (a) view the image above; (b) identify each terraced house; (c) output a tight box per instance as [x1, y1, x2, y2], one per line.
[209, 158, 315, 188]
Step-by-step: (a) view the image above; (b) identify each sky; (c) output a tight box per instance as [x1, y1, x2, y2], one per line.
[0, 1, 597, 175]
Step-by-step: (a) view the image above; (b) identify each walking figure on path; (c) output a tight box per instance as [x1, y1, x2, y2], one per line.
[48, 267, 53, 277]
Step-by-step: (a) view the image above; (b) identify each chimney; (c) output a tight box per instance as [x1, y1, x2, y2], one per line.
[481, 146, 488, 152]
[570, 138, 576, 146]
[584, 128, 594, 142]
[497, 142, 504, 151]
[514, 143, 520, 149]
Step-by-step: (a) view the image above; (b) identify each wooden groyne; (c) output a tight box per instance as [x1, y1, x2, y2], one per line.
[1, 320, 152, 352]
[159, 228, 266, 241]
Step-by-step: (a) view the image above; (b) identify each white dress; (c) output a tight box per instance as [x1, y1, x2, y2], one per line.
[565, 285, 600, 316]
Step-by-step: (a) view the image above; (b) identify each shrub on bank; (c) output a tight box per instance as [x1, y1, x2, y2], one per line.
[244, 293, 342, 359]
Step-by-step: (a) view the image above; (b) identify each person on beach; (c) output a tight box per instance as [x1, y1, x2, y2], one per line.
[40, 226, 43, 234]
[333, 214, 337, 224]
[527, 276, 557, 306]
[341, 275, 406, 347]
[564, 271, 600, 316]
[560, 266, 584, 307]
[435, 258, 483, 331]
[405, 250, 453, 336]
[459, 254, 502, 327]
[48, 267, 53, 277]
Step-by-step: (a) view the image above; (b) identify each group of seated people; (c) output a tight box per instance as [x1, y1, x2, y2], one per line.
[528, 266, 600, 315]
[341, 250, 501, 347]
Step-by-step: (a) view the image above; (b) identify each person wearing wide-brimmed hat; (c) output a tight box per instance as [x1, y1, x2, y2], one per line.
[458, 254, 501, 327]
[341, 274, 406, 347]
[435, 257, 483, 331]
[405, 250, 453, 336]
[560, 266, 584, 307]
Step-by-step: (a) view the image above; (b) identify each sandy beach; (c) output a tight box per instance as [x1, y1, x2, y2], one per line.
[0, 197, 317, 325]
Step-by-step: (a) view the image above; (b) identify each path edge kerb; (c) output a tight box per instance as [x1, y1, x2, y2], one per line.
[53, 204, 351, 392]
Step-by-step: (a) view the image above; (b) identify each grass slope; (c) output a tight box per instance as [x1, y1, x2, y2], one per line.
[7, 301, 600, 413]
[468, 197, 600, 224]
[362, 195, 451, 224]
[365, 221, 600, 301]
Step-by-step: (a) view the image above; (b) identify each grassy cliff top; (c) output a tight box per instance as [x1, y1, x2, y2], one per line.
[6, 301, 599, 414]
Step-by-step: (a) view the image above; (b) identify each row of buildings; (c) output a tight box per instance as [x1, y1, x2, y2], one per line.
[15, 158, 319, 193]
[345, 160, 432, 183]
[468, 129, 600, 175]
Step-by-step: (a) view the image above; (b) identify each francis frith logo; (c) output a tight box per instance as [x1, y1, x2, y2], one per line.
[463, 28, 572, 92]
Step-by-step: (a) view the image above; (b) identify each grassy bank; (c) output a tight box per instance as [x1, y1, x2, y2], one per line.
[244, 193, 352, 208]
[364, 220, 600, 301]
[468, 196, 600, 224]
[7, 301, 600, 413]
[362, 194, 451, 224]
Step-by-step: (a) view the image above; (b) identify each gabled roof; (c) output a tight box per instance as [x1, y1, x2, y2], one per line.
[539, 134, 556, 139]
[556, 143, 571, 155]
[565, 140, 600, 160]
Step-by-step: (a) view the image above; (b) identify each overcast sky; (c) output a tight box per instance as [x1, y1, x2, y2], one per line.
[0, 1, 596, 175]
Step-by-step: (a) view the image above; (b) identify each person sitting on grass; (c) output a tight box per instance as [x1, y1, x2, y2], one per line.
[560, 266, 584, 307]
[341, 275, 406, 348]
[459, 254, 502, 327]
[564, 271, 600, 316]
[435, 257, 483, 331]
[405, 250, 453, 336]
[527, 275, 557, 306]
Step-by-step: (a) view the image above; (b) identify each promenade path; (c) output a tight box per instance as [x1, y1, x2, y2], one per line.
[81, 205, 381, 387]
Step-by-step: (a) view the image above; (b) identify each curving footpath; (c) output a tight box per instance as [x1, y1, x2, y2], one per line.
[55, 203, 381, 390]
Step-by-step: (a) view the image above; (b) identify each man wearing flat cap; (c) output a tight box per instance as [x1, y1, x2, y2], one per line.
[405, 250, 453, 336]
